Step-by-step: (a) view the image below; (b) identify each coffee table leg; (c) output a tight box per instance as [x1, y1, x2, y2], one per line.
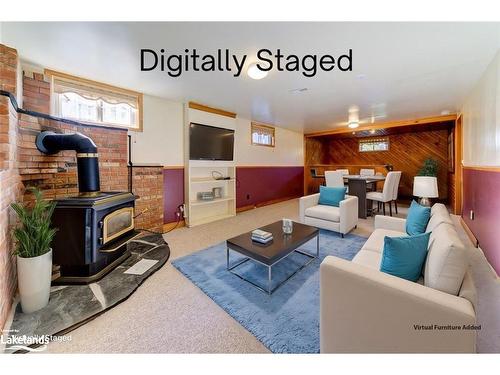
[268, 265, 272, 295]
[226, 247, 229, 270]
[317, 234, 320, 257]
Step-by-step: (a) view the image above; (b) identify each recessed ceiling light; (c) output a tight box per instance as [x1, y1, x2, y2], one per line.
[247, 63, 268, 80]
[348, 122, 359, 129]
[370, 129, 376, 134]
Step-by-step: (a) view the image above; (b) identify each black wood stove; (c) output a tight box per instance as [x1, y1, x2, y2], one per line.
[36, 131, 139, 284]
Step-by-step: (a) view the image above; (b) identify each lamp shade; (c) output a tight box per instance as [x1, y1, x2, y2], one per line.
[413, 176, 438, 198]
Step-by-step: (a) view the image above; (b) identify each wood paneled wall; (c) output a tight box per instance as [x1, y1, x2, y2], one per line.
[305, 136, 329, 165]
[306, 129, 450, 200]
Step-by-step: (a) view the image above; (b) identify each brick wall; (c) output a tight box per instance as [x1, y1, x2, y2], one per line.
[0, 44, 22, 331]
[22, 72, 50, 114]
[132, 166, 164, 232]
[0, 44, 17, 96]
[18, 113, 129, 200]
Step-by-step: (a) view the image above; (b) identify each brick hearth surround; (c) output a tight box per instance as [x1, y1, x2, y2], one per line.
[18, 114, 129, 199]
[132, 167, 164, 232]
[0, 44, 164, 330]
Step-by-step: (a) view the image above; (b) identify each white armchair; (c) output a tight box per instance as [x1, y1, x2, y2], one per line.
[299, 193, 358, 237]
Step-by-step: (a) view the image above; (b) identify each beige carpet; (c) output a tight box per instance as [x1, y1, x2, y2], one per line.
[38, 199, 496, 353]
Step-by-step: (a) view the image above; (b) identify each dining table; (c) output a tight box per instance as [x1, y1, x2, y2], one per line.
[343, 175, 386, 219]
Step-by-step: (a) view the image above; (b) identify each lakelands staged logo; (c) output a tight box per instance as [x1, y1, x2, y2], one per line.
[140, 48, 353, 78]
[413, 324, 481, 331]
[1, 330, 72, 353]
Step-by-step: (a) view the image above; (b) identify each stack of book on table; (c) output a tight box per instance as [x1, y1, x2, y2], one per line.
[251, 229, 273, 244]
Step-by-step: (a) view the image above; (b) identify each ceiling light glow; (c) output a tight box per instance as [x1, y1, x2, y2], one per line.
[348, 105, 360, 128]
[247, 63, 268, 80]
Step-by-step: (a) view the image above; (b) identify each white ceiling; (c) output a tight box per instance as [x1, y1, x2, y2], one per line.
[2, 22, 500, 133]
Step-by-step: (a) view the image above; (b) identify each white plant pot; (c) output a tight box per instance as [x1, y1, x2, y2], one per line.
[17, 249, 52, 314]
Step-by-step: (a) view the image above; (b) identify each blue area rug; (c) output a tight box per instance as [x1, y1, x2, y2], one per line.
[172, 230, 366, 353]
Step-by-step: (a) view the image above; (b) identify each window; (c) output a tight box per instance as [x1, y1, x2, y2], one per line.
[46, 69, 143, 130]
[359, 137, 389, 152]
[251, 122, 275, 147]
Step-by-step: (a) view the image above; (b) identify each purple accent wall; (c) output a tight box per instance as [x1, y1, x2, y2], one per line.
[163, 168, 184, 223]
[462, 168, 500, 275]
[236, 166, 304, 208]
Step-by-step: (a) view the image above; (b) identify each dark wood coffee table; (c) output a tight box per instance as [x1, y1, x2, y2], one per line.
[226, 221, 319, 295]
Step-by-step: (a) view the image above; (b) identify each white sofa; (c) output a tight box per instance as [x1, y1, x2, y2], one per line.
[299, 193, 358, 237]
[320, 203, 477, 353]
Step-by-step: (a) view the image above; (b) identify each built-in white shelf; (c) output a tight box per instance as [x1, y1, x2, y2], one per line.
[190, 177, 236, 183]
[184, 104, 237, 227]
[190, 197, 235, 206]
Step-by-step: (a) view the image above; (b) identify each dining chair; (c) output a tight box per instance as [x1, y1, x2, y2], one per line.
[366, 171, 399, 216]
[391, 171, 402, 214]
[336, 169, 349, 176]
[360, 168, 375, 176]
[325, 171, 344, 187]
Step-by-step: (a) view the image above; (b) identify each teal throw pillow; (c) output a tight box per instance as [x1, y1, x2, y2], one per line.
[380, 232, 431, 282]
[406, 200, 431, 235]
[318, 186, 346, 207]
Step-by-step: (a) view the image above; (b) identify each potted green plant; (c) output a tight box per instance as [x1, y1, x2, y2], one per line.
[11, 188, 57, 313]
[417, 158, 439, 177]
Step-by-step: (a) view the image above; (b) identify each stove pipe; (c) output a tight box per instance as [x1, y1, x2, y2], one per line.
[36, 131, 100, 193]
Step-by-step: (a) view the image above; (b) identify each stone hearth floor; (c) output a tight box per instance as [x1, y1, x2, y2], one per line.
[2, 233, 170, 353]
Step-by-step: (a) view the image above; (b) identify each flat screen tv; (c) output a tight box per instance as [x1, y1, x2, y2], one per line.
[189, 123, 235, 161]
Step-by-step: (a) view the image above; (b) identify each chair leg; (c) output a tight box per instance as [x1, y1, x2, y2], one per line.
[389, 201, 393, 216]
[383, 203, 386, 216]
[394, 200, 398, 214]
[341, 233, 344, 238]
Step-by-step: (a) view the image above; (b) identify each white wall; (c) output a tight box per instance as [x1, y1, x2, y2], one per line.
[130, 95, 184, 166]
[235, 118, 303, 166]
[461, 50, 500, 166]
[133, 101, 304, 167]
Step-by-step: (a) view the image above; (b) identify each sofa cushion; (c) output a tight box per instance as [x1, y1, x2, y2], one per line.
[318, 186, 346, 207]
[380, 232, 431, 282]
[305, 205, 340, 222]
[431, 203, 449, 217]
[406, 200, 431, 235]
[426, 203, 453, 232]
[361, 228, 407, 253]
[352, 249, 382, 270]
[424, 223, 468, 295]
[426, 210, 453, 232]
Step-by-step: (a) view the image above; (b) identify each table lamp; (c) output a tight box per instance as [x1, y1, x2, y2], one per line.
[413, 176, 438, 207]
